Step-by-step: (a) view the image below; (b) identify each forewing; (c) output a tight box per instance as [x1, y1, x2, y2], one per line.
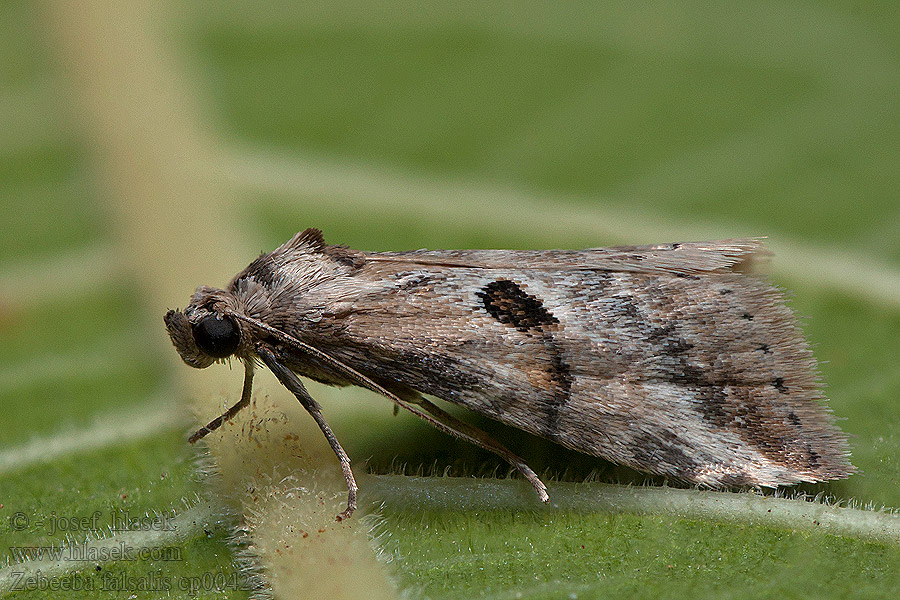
[257, 237, 852, 487]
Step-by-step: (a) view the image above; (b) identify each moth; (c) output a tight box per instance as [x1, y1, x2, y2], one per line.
[165, 228, 853, 519]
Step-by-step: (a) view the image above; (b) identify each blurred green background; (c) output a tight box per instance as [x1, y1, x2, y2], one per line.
[2, 1, 899, 598]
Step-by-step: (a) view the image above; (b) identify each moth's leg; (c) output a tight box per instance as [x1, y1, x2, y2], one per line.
[256, 345, 358, 521]
[189, 361, 255, 444]
[408, 393, 550, 503]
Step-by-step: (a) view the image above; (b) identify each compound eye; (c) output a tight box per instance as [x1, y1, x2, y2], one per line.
[192, 314, 240, 358]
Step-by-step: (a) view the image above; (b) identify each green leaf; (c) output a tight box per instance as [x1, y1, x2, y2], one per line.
[2, 1, 899, 598]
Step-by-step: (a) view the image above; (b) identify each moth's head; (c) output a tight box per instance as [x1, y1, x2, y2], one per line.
[164, 286, 244, 369]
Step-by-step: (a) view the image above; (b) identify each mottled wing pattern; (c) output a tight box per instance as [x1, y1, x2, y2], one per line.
[231, 231, 853, 488]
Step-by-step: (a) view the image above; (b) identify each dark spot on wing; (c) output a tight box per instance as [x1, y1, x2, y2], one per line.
[477, 280, 559, 332]
[787, 412, 800, 426]
[757, 343, 771, 354]
[720, 288, 733, 295]
[742, 312, 754, 321]
[674, 272, 701, 280]
[772, 377, 788, 393]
